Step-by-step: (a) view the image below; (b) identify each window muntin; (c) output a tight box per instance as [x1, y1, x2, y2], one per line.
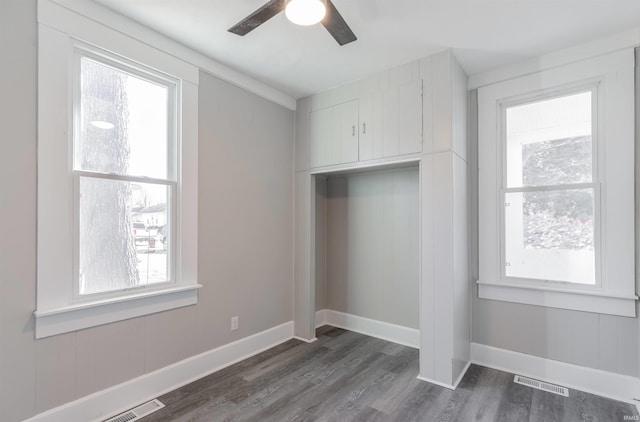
[501, 89, 597, 286]
[73, 48, 178, 299]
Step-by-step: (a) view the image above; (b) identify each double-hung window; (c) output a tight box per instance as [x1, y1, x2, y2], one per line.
[74, 48, 177, 298]
[502, 88, 597, 286]
[35, 11, 200, 338]
[477, 49, 637, 316]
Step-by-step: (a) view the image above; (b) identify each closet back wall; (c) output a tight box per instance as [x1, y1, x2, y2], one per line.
[321, 167, 420, 329]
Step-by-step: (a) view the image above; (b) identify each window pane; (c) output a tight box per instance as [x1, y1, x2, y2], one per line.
[505, 188, 595, 284]
[506, 92, 592, 188]
[79, 177, 169, 295]
[77, 56, 169, 179]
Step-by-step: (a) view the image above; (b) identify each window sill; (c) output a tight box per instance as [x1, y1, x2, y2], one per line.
[477, 280, 637, 317]
[34, 284, 202, 339]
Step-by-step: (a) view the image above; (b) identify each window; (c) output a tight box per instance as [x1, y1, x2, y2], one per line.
[477, 49, 636, 316]
[502, 90, 597, 286]
[74, 50, 176, 298]
[36, 13, 200, 338]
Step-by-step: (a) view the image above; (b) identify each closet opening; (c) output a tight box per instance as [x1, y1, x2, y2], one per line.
[312, 162, 420, 348]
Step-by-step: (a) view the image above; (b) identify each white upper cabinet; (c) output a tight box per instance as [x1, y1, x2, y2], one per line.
[380, 81, 423, 159]
[359, 91, 383, 161]
[310, 99, 359, 167]
[335, 100, 359, 165]
[309, 80, 422, 169]
[310, 106, 333, 167]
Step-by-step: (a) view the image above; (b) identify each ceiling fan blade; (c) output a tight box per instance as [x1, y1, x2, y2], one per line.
[228, 0, 286, 36]
[322, 0, 357, 46]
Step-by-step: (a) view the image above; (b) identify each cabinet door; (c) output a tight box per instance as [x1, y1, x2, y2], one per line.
[382, 87, 400, 158]
[381, 81, 423, 159]
[335, 100, 359, 164]
[359, 92, 383, 161]
[309, 106, 334, 167]
[398, 81, 423, 155]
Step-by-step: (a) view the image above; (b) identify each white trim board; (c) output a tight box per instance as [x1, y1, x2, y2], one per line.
[24, 322, 295, 422]
[471, 342, 640, 405]
[316, 309, 420, 349]
[40, 0, 297, 110]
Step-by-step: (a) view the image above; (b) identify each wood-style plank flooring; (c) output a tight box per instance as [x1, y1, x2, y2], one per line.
[141, 326, 639, 421]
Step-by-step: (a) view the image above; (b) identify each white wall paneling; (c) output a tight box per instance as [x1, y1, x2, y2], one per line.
[294, 172, 316, 341]
[323, 167, 420, 329]
[295, 49, 471, 388]
[397, 82, 423, 156]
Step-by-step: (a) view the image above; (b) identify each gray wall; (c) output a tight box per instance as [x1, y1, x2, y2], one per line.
[469, 89, 639, 378]
[0, 3, 294, 419]
[0, 1, 38, 421]
[322, 167, 420, 329]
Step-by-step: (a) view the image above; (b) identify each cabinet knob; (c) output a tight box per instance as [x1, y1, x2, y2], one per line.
[352, 125, 355, 136]
[362, 122, 366, 134]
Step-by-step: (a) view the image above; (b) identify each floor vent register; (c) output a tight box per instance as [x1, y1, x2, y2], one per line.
[104, 399, 165, 422]
[514, 375, 569, 397]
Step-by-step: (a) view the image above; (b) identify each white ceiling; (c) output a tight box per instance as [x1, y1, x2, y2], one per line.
[92, 0, 640, 99]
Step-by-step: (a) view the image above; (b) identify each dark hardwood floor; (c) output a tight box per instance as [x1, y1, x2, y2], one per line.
[140, 326, 639, 421]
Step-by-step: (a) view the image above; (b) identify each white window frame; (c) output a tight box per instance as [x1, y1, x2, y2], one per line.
[72, 46, 179, 301]
[35, 6, 200, 338]
[499, 84, 600, 289]
[477, 49, 637, 317]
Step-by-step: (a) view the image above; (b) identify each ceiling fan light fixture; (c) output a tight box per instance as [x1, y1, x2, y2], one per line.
[285, 0, 326, 26]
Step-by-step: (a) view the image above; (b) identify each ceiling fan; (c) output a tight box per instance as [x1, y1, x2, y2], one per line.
[228, 0, 357, 46]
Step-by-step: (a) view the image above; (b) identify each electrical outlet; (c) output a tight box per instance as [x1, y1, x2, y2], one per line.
[231, 316, 239, 331]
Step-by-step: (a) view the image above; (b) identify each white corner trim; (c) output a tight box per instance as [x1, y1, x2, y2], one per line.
[319, 309, 419, 349]
[471, 342, 640, 405]
[468, 26, 640, 89]
[41, 0, 297, 110]
[24, 321, 295, 422]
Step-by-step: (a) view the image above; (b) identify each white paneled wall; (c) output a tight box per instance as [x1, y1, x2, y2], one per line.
[323, 168, 420, 329]
[295, 50, 471, 388]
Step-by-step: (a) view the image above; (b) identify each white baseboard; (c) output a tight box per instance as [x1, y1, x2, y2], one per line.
[315, 309, 328, 328]
[26, 320, 638, 422]
[316, 309, 420, 349]
[417, 360, 472, 390]
[25, 321, 295, 422]
[471, 342, 640, 405]
[293, 336, 318, 343]
[453, 360, 472, 389]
